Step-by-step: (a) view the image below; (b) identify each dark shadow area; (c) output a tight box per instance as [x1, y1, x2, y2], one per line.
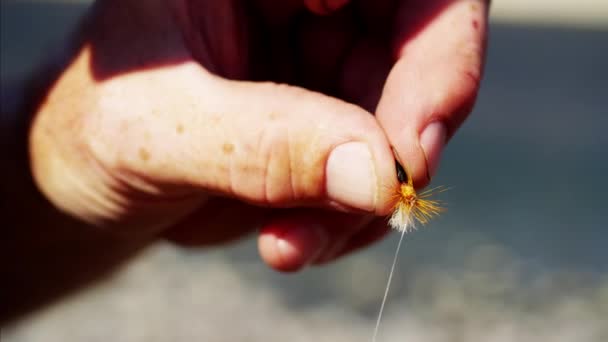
[80, 0, 455, 102]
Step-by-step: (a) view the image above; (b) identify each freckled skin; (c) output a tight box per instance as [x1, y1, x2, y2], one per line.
[222, 143, 234, 154]
[176, 124, 184, 134]
[138, 147, 150, 161]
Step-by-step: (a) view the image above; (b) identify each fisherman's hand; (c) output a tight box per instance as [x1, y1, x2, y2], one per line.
[30, 0, 488, 271]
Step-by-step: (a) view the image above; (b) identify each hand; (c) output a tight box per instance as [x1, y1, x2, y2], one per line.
[29, 0, 488, 271]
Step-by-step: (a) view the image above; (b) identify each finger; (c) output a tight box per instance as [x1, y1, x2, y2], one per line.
[375, 0, 489, 187]
[258, 210, 372, 272]
[91, 64, 398, 216]
[304, 0, 351, 15]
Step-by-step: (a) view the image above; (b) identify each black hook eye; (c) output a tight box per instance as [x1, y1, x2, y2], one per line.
[395, 160, 407, 184]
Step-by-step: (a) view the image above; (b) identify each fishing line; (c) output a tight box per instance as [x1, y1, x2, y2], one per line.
[371, 226, 407, 342]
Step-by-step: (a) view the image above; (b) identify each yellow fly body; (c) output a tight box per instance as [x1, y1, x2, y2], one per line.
[388, 161, 445, 232]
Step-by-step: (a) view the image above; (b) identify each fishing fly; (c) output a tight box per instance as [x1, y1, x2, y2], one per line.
[389, 160, 445, 232]
[372, 158, 446, 342]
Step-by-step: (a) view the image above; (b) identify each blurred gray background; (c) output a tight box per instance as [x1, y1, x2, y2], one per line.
[2, 1, 607, 341]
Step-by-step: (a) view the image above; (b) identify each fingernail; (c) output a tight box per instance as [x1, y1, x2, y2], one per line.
[277, 225, 328, 267]
[419, 122, 447, 180]
[326, 142, 377, 212]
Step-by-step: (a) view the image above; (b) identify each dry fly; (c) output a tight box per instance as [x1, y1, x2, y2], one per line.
[372, 158, 446, 342]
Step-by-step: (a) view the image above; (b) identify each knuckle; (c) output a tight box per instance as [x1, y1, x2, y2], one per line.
[237, 119, 326, 206]
[228, 121, 282, 205]
[252, 122, 302, 205]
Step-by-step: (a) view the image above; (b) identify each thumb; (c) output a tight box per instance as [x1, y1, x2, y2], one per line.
[94, 63, 398, 215]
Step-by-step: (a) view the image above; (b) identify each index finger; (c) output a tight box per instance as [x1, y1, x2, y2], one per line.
[376, 0, 489, 187]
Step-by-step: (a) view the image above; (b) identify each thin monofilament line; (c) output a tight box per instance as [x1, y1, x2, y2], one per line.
[372, 225, 407, 342]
